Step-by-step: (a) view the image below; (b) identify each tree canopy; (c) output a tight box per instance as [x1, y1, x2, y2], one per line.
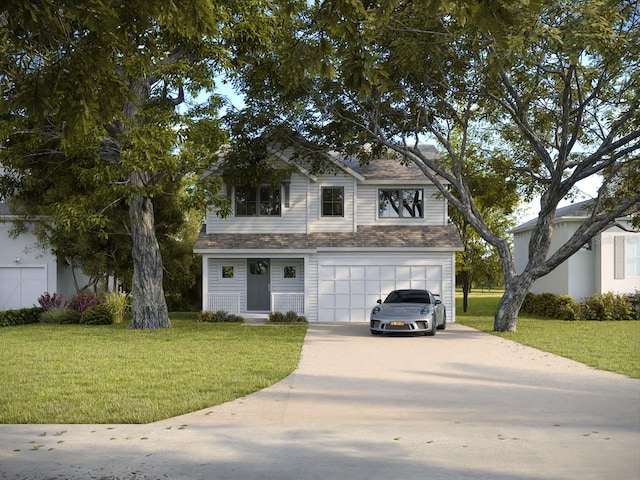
[230, 0, 640, 331]
[0, 1, 278, 328]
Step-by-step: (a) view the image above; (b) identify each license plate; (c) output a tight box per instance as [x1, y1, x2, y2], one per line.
[390, 321, 405, 326]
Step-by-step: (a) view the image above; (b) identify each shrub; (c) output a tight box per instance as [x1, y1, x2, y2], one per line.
[267, 311, 285, 323]
[0, 307, 42, 327]
[198, 310, 244, 323]
[41, 307, 73, 324]
[554, 295, 580, 321]
[66, 292, 100, 314]
[104, 291, 131, 324]
[580, 292, 635, 321]
[37, 292, 63, 312]
[81, 305, 113, 325]
[267, 311, 308, 323]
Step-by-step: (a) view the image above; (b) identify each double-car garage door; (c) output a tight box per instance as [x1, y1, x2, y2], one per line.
[318, 260, 443, 322]
[0, 266, 47, 310]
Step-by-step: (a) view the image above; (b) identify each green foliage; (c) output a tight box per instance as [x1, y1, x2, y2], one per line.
[579, 292, 636, 321]
[198, 310, 244, 323]
[103, 291, 131, 324]
[0, 308, 42, 327]
[267, 311, 308, 323]
[523, 292, 634, 321]
[81, 305, 113, 325]
[40, 307, 77, 325]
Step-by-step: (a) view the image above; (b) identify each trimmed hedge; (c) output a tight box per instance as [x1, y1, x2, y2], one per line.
[267, 311, 308, 324]
[198, 310, 244, 323]
[0, 307, 43, 327]
[521, 291, 637, 321]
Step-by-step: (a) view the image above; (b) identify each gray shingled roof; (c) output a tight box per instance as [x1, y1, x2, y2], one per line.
[194, 225, 463, 252]
[512, 199, 595, 233]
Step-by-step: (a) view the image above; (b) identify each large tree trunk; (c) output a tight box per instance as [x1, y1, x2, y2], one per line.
[128, 171, 171, 329]
[494, 275, 534, 332]
[460, 270, 472, 313]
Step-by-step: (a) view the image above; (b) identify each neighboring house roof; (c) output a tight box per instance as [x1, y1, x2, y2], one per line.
[511, 199, 595, 233]
[194, 225, 463, 252]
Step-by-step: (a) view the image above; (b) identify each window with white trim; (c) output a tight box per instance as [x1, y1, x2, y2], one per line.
[322, 187, 344, 217]
[625, 237, 640, 278]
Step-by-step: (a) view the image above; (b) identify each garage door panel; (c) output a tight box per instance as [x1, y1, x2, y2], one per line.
[318, 261, 444, 323]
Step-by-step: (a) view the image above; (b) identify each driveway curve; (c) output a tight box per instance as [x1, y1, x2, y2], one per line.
[1, 323, 639, 480]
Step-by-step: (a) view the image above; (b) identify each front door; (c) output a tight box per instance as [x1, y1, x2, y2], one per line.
[247, 259, 270, 311]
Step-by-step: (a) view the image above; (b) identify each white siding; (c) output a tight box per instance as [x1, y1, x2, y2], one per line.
[205, 258, 246, 312]
[357, 184, 445, 226]
[598, 230, 640, 295]
[205, 175, 309, 234]
[308, 173, 356, 233]
[271, 259, 304, 293]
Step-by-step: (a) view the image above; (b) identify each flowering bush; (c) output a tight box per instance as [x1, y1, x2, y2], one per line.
[37, 292, 63, 312]
[66, 292, 100, 314]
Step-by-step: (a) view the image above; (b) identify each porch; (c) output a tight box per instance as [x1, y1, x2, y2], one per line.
[206, 292, 305, 318]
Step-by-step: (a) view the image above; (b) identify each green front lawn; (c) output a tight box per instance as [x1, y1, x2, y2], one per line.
[0, 317, 306, 424]
[456, 291, 640, 378]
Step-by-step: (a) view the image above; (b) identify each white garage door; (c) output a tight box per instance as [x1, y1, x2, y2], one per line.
[318, 262, 443, 322]
[0, 266, 47, 310]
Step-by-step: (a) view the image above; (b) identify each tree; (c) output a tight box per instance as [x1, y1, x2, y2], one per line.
[0, 1, 276, 328]
[230, 0, 640, 331]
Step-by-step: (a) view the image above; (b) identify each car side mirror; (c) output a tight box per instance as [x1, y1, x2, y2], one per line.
[435, 299, 442, 305]
[376, 299, 382, 304]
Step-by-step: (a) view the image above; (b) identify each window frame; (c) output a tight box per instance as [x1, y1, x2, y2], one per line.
[321, 186, 345, 217]
[234, 185, 282, 217]
[378, 188, 424, 219]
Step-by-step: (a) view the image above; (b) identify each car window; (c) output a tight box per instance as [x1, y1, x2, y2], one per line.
[384, 291, 430, 304]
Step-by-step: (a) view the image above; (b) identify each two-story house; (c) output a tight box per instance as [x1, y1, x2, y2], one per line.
[194, 145, 463, 323]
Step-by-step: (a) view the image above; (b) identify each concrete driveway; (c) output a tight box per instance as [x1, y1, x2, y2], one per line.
[1, 323, 639, 480]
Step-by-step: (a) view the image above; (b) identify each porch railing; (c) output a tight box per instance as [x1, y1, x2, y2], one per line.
[271, 292, 305, 315]
[207, 293, 241, 314]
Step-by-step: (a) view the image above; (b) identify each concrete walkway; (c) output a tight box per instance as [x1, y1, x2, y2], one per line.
[1, 323, 639, 480]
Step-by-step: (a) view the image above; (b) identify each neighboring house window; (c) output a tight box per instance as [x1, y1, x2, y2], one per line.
[322, 187, 344, 217]
[235, 185, 281, 216]
[379, 189, 423, 218]
[625, 237, 640, 278]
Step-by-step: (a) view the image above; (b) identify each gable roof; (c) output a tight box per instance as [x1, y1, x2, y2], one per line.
[194, 225, 463, 253]
[512, 199, 595, 233]
[338, 145, 439, 183]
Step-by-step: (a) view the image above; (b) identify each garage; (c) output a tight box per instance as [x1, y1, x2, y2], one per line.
[0, 266, 47, 310]
[317, 259, 444, 322]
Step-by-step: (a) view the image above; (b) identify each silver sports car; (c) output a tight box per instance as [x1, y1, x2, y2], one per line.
[370, 289, 446, 336]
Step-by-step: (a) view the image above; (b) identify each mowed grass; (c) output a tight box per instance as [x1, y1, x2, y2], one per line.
[0, 317, 306, 424]
[456, 291, 640, 378]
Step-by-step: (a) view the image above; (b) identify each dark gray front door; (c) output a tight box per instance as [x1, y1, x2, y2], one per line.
[247, 259, 270, 311]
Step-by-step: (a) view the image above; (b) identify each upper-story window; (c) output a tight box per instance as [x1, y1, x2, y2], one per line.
[379, 189, 423, 218]
[322, 187, 344, 217]
[235, 185, 281, 216]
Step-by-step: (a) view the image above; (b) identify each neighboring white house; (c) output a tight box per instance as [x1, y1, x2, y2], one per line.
[194, 146, 464, 323]
[512, 200, 640, 300]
